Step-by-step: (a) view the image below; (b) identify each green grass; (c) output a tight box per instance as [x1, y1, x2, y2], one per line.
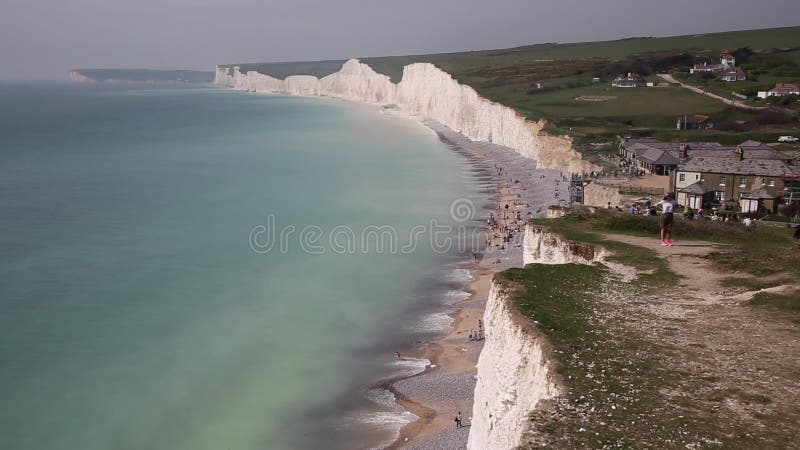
[719, 277, 785, 291]
[535, 209, 800, 278]
[530, 215, 678, 286]
[501, 264, 683, 448]
[361, 26, 800, 82]
[749, 292, 800, 314]
[497, 84, 727, 121]
[505, 210, 799, 447]
[503, 258, 767, 448]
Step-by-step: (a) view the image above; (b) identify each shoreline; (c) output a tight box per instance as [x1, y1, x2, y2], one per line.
[210, 84, 566, 449]
[381, 121, 569, 449]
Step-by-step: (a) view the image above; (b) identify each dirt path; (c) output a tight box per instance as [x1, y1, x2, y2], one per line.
[599, 233, 800, 448]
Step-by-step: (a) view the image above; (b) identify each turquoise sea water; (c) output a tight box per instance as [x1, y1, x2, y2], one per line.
[0, 83, 488, 449]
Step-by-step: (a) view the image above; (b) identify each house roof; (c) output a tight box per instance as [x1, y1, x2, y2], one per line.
[639, 148, 680, 165]
[680, 181, 708, 195]
[770, 83, 800, 93]
[678, 157, 791, 177]
[742, 186, 781, 199]
[739, 140, 762, 147]
[679, 114, 712, 124]
[721, 67, 745, 77]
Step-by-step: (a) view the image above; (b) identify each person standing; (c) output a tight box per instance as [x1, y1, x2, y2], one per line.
[657, 193, 677, 246]
[455, 411, 463, 428]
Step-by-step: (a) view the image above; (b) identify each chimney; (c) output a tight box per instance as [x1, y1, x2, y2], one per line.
[679, 144, 688, 159]
[736, 146, 744, 161]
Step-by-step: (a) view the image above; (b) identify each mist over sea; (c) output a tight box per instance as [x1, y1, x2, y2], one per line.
[0, 82, 489, 449]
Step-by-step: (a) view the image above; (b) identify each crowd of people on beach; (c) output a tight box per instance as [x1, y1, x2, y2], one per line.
[484, 164, 566, 260]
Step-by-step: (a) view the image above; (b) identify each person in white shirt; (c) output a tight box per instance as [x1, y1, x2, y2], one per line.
[656, 193, 677, 246]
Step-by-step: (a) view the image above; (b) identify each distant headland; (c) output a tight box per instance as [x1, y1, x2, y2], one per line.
[68, 69, 215, 83]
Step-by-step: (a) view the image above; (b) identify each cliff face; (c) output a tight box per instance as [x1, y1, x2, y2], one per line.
[523, 225, 607, 266]
[68, 71, 92, 82]
[468, 224, 607, 450]
[467, 281, 560, 450]
[214, 60, 595, 174]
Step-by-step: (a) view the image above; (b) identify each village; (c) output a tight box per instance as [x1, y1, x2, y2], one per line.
[568, 47, 800, 223]
[576, 134, 800, 221]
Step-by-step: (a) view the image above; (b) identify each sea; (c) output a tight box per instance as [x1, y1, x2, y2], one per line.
[0, 82, 491, 450]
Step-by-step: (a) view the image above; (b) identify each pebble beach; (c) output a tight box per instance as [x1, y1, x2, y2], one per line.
[386, 121, 569, 449]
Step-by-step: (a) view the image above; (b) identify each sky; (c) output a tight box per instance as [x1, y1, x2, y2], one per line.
[1, 0, 799, 79]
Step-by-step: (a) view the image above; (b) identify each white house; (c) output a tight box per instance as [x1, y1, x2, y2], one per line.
[757, 83, 800, 99]
[689, 50, 736, 74]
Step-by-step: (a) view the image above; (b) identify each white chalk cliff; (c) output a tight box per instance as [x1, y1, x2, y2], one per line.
[523, 225, 607, 266]
[214, 60, 594, 173]
[468, 224, 609, 450]
[68, 71, 92, 82]
[467, 281, 560, 450]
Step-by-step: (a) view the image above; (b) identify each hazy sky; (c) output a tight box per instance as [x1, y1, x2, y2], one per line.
[1, 0, 799, 79]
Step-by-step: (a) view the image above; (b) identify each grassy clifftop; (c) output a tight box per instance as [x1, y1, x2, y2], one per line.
[509, 211, 800, 448]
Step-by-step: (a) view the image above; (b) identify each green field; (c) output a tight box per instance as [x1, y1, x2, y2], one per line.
[360, 26, 800, 82]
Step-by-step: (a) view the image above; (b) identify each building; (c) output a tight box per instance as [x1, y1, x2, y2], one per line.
[720, 67, 746, 82]
[689, 50, 736, 74]
[757, 83, 800, 99]
[612, 73, 646, 88]
[619, 138, 722, 175]
[677, 114, 714, 130]
[720, 49, 736, 67]
[673, 146, 794, 213]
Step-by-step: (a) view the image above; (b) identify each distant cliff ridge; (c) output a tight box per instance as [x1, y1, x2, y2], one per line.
[215, 59, 595, 174]
[68, 69, 215, 83]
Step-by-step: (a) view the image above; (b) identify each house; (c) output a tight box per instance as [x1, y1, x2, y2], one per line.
[720, 67, 746, 82]
[757, 83, 800, 99]
[689, 50, 736, 74]
[612, 73, 646, 88]
[720, 49, 736, 67]
[617, 138, 716, 175]
[592, 77, 601, 83]
[677, 115, 714, 130]
[637, 148, 680, 175]
[673, 147, 793, 213]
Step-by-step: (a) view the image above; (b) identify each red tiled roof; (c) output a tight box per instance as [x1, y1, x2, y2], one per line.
[679, 114, 711, 124]
[770, 83, 800, 93]
[721, 68, 745, 77]
[615, 72, 642, 81]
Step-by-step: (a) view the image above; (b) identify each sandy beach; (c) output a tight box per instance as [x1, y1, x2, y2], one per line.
[385, 121, 569, 449]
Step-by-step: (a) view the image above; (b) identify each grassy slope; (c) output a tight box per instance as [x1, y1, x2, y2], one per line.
[361, 27, 800, 83]
[534, 209, 800, 279]
[511, 211, 799, 447]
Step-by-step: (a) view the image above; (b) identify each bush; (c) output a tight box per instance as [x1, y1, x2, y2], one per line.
[778, 203, 799, 218]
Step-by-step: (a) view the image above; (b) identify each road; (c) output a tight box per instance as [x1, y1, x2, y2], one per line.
[657, 73, 765, 111]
